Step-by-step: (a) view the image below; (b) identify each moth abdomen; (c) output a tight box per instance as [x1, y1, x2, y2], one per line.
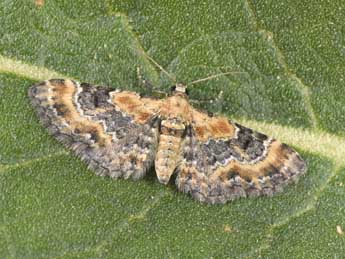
[155, 118, 186, 185]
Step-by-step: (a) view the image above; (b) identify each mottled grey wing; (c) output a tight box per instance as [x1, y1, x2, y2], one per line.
[29, 79, 159, 179]
[176, 122, 306, 204]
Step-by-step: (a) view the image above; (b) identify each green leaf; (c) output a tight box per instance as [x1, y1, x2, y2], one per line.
[1, 1, 344, 258]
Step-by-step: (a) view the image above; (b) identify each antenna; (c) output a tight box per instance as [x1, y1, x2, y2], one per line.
[135, 48, 177, 83]
[133, 47, 247, 88]
[187, 71, 247, 86]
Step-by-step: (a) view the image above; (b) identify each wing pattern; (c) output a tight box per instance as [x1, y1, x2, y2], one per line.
[29, 79, 159, 180]
[176, 120, 306, 204]
[29, 79, 307, 204]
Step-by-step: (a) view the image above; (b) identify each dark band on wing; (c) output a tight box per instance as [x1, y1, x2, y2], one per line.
[177, 125, 306, 204]
[184, 122, 271, 171]
[29, 79, 112, 146]
[231, 123, 269, 161]
[77, 82, 113, 111]
[29, 79, 159, 179]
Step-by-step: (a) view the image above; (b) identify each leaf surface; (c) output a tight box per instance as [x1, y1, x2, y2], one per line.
[1, 1, 344, 258]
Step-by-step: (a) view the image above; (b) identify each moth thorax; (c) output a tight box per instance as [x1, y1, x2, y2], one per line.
[160, 118, 186, 137]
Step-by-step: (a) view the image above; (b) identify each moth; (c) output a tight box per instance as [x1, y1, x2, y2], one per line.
[29, 77, 306, 204]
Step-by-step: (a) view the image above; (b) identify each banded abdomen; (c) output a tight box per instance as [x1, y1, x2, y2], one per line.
[155, 118, 186, 184]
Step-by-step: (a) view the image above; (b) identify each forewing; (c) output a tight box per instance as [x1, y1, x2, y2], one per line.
[176, 110, 306, 204]
[29, 79, 160, 179]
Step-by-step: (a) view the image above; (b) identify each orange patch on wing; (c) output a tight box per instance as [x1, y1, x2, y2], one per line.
[112, 91, 161, 124]
[194, 126, 206, 139]
[116, 95, 139, 110]
[191, 108, 235, 141]
[137, 112, 151, 122]
[209, 119, 234, 135]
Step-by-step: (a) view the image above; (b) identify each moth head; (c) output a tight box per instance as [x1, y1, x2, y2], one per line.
[170, 83, 189, 97]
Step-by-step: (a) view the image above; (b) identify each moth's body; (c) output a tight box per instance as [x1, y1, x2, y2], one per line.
[155, 117, 185, 184]
[29, 79, 306, 204]
[155, 90, 190, 184]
